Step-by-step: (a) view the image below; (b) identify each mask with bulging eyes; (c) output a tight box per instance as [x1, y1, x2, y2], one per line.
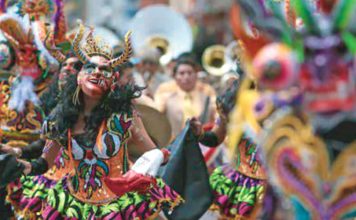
[77, 56, 114, 99]
[300, 35, 355, 113]
[16, 43, 41, 79]
[253, 43, 298, 91]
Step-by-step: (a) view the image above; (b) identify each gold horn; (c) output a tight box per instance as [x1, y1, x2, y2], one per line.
[202, 44, 234, 76]
[110, 31, 132, 68]
[72, 21, 88, 64]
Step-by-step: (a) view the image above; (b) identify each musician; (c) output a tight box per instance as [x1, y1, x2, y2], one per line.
[134, 47, 171, 97]
[155, 58, 216, 137]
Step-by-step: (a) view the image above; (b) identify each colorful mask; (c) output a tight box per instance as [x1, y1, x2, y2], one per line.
[78, 56, 114, 98]
[230, 0, 356, 219]
[233, 0, 356, 115]
[300, 34, 355, 113]
[253, 43, 298, 91]
[71, 23, 132, 98]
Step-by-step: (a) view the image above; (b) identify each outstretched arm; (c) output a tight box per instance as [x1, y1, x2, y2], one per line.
[21, 140, 61, 175]
[0, 139, 46, 159]
[193, 116, 228, 147]
[197, 77, 238, 147]
[210, 117, 228, 145]
[0, 140, 61, 187]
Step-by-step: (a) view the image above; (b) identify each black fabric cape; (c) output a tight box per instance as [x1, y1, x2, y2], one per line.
[160, 122, 213, 220]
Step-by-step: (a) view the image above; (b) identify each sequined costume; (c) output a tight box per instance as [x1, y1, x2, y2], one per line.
[36, 23, 182, 219]
[209, 82, 268, 219]
[41, 113, 180, 219]
[9, 146, 71, 218]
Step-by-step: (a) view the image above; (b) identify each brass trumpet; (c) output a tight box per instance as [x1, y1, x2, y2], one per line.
[202, 45, 230, 76]
[202, 41, 242, 76]
[146, 35, 172, 65]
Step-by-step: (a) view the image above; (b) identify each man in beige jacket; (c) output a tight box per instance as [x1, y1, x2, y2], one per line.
[155, 58, 216, 138]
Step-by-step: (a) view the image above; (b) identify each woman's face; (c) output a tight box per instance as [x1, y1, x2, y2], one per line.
[77, 56, 113, 99]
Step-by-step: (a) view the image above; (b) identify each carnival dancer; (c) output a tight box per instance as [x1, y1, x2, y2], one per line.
[1, 52, 82, 158]
[0, 0, 67, 168]
[192, 74, 269, 219]
[0, 0, 67, 112]
[2, 23, 182, 219]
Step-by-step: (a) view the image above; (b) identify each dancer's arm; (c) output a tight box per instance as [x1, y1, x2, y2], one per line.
[191, 116, 228, 147]
[20, 140, 61, 175]
[0, 139, 46, 159]
[129, 110, 157, 155]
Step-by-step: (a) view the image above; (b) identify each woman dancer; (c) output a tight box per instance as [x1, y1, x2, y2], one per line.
[14, 23, 182, 219]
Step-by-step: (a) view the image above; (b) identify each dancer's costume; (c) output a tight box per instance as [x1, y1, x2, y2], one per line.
[42, 120, 181, 219]
[36, 23, 181, 219]
[231, 0, 356, 219]
[206, 78, 268, 219]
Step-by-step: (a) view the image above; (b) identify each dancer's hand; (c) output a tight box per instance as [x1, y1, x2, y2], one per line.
[190, 117, 203, 137]
[131, 149, 164, 176]
[0, 144, 22, 157]
[18, 159, 32, 175]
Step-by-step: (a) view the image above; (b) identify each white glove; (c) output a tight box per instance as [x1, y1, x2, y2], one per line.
[8, 76, 39, 112]
[131, 149, 164, 176]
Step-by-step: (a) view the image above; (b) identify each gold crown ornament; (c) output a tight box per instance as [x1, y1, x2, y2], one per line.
[72, 21, 132, 68]
[82, 30, 113, 60]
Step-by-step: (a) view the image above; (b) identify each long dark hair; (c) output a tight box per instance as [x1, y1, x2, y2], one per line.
[39, 74, 60, 116]
[48, 74, 143, 140]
